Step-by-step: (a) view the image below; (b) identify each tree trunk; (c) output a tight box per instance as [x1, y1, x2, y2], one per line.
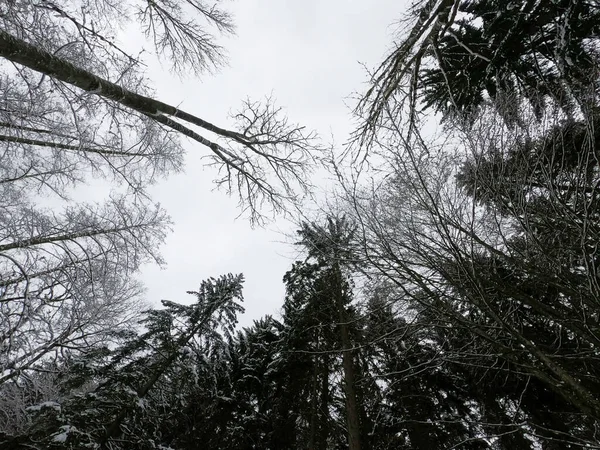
[309, 350, 319, 450]
[333, 263, 362, 450]
[0, 30, 238, 142]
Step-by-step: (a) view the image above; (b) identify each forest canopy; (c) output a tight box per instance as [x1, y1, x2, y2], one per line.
[2, 0, 600, 449]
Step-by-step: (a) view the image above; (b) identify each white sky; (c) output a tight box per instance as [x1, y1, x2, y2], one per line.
[140, 1, 407, 327]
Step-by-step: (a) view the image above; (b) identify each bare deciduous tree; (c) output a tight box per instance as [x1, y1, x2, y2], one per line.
[1, 0, 320, 217]
[0, 0, 320, 408]
[338, 103, 600, 445]
[0, 196, 166, 385]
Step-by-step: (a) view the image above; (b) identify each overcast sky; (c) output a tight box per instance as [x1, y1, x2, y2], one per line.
[139, 1, 408, 327]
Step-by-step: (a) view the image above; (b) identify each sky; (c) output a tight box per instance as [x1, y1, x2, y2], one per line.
[139, 1, 408, 327]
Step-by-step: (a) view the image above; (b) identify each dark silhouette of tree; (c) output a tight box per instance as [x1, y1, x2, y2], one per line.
[1, 274, 244, 449]
[357, 0, 600, 140]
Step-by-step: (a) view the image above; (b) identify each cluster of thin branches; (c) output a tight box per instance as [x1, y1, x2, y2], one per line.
[338, 99, 600, 445]
[0, 0, 322, 420]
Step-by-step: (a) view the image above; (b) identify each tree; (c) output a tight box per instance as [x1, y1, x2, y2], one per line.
[0, 362, 63, 438]
[295, 216, 363, 450]
[168, 315, 290, 450]
[0, 198, 165, 386]
[0, 2, 318, 220]
[280, 259, 341, 450]
[452, 110, 600, 439]
[341, 1, 600, 445]
[357, 0, 600, 139]
[340, 104, 600, 446]
[0, 0, 320, 399]
[2, 274, 245, 449]
[224, 316, 288, 449]
[360, 289, 493, 450]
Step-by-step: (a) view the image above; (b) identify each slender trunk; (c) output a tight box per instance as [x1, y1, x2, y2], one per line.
[355, 354, 372, 448]
[309, 345, 319, 450]
[333, 263, 362, 450]
[0, 134, 155, 157]
[318, 354, 330, 450]
[0, 30, 241, 143]
[0, 223, 145, 253]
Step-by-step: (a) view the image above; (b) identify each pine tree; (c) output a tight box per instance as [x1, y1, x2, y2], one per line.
[451, 111, 600, 442]
[422, 0, 600, 121]
[280, 259, 341, 449]
[360, 0, 600, 136]
[295, 216, 363, 450]
[360, 287, 496, 449]
[4, 274, 244, 449]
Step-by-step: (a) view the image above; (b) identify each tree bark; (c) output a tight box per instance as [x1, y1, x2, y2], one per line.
[0, 30, 241, 143]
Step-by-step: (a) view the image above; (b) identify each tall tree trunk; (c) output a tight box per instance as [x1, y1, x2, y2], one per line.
[333, 263, 362, 450]
[309, 348, 319, 450]
[0, 30, 240, 143]
[355, 354, 373, 449]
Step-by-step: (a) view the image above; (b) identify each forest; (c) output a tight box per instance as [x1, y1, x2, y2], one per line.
[1, 0, 600, 448]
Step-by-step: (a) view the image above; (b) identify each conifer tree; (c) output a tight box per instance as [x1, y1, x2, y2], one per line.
[2, 274, 244, 449]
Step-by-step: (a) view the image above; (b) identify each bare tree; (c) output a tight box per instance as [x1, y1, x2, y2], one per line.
[0, 0, 319, 220]
[0, 196, 167, 385]
[0, 0, 320, 413]
[0, 365, 62, 436]
[337, 103, 600, 445]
